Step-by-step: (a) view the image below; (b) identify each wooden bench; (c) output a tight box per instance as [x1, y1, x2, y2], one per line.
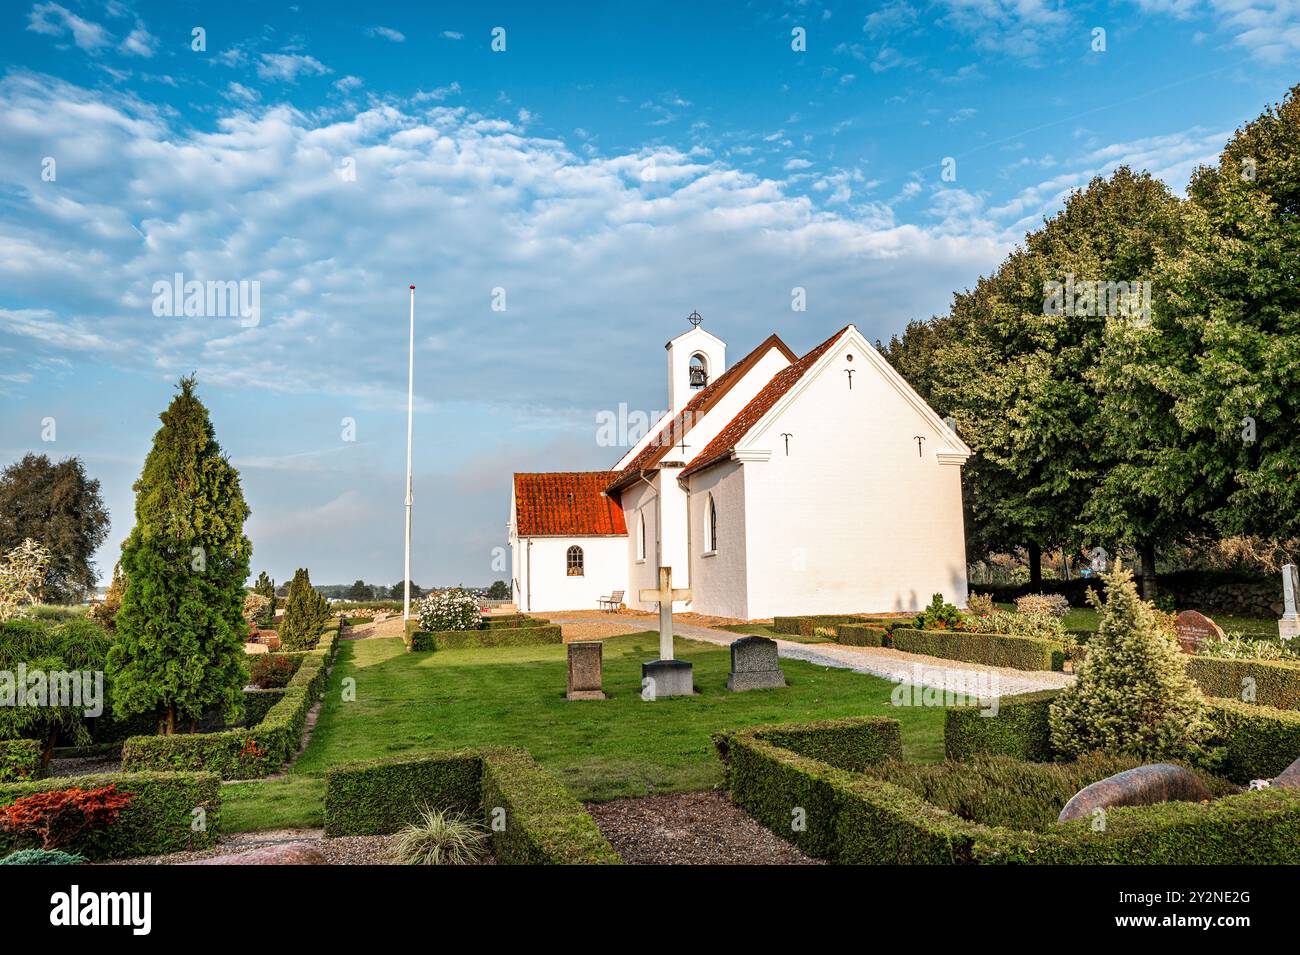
[598, 590, 625, 612]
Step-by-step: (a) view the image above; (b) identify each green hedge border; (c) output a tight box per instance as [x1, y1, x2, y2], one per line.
[718, 717, 1300, 864]
[0, 740, 42, 783]
[0, 770, 220, 860]
[323, 748, 620, 864]
[406, 622, 563, 651]
[945, 690, 1300, 784]
[119, 626, 339, 780]
[772, 614, 869, 637]
[891, 627, 1065, 672]
[1187, 656, 1300, 710]
[833, 624, 891, 647]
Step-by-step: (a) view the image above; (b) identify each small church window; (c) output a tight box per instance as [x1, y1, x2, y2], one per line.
[566, 545, 584, 576]
[689, 353, 709, 389]
[705, 494, 718, 552]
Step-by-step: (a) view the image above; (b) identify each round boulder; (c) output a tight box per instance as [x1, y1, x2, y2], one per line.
[193, 842, 327, 865]
[1058, 764, 1212, 823]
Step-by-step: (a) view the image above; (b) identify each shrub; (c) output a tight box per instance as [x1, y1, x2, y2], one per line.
[966, 592, 995, 616]
[914, 593, 962, 630]
[1199, 632, 1299, 661]
[407, 623, 562, 651]
[1050, 565, 1210, 762]
[1204, 698, 1300, 783]
[945, 691, 1058, 762]
[0, 784, 132, 851]
[0, 741, 42, 783]
[834, 623, 889, 647]
[416, 589, 482, 632]
[1015, 593, 1071, 619]
[242, 592, 271, 626]
[0, 771, 219, 860]
[0, 848, 84, 865]
[391, 807, 488, 865]
[1186, 656, 1300, 710]
[248, 652, 303, 689]
[890, 627, 1064, 671]
[771, 614, 868, 636]
[280, 568, 328, 651]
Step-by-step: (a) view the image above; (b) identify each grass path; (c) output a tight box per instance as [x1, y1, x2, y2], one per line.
[222, 631, 945, 832]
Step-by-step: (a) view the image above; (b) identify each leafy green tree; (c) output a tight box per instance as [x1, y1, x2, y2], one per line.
[0, 454, 110, 602]
[280, 568, 328, 650]
[252, 571, 276, 626]
[929, 168, 1186, 583]
[346, 579, 370, 601]
[1050, 564, 1209, 761]
[389, 580, 424, 599]
[486, 580, 509, 599]
[107, 377, 250, 734]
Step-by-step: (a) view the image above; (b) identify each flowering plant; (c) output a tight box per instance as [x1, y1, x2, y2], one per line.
[416, 589, 483, 632]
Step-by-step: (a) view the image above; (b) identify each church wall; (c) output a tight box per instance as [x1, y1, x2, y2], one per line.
[618, 478, 662, 612]
[738, 336, 968, 619]
[685, 458, 749, 620]
[514, 535, 628, 613]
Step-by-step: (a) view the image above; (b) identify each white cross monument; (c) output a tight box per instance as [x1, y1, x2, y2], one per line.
[1280, 564, 1299, 641]
[639, 565, 694, 699]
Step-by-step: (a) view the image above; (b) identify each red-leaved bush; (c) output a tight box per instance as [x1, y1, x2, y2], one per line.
[248, 653, 300, 688]
[0, 784, 133, 850]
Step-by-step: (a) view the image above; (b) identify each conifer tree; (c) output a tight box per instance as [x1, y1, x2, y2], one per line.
[280, 567, 327, 650]
[1050, 564, 1209, 761]
[107, 376, 250, 734]
[253, 570, 276, 626]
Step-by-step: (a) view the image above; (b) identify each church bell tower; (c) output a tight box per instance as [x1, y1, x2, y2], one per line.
[665, 311, 727, 415]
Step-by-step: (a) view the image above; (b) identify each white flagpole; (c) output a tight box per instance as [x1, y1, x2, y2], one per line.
[403, 284, 415, 624]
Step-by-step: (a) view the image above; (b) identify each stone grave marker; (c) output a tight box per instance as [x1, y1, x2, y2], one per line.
[727, 636, 786, 692]
[1280, 564, 1299, 641]
[639, 566, 694, 699]
[567, 641, 605, 701]
[1173, 609, 1224, 654]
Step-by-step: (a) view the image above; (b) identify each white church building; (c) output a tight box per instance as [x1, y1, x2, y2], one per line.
[508, 316, 972, 620]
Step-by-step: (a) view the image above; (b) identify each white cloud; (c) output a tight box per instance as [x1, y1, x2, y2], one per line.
[26, 2, 112, 52]
[334, 75, 364, 93]
[936, 0, 1074, 60]
[441, 30, 465, 40]
[223, 82, 261, 105]
[119, 24, 157, 57]
[256, 53, 331, 83]
[366, 26, 406, 43]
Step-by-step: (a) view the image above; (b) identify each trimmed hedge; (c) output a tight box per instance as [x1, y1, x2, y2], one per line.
[324, 748, 621, 864]
[407, 623, 563, 651]
[718, 716, 903, 772]
[945, 690, 1300, 785]
[891, 627, 1065, 671]
[120, 627, 338, 780]
[1187, 656, 1300, 710]
[945, 691, 1058, 762]
[242, 688, 286, 727]
[482, 614, 549, 630]
[720, 718, 1300, 864]
[0, 740, 42, 783]
[833, 624, 890, 647]
[772, 614, 868, 637]
[0, 771, 220, 860]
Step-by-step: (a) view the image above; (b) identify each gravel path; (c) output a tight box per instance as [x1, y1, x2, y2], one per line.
[587, 791, 819, 865]
[544, 616, 1072, 697]
[105, 828, 403, 865]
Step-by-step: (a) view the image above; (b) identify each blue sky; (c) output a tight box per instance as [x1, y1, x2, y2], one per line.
[0, 0, 1296, 588]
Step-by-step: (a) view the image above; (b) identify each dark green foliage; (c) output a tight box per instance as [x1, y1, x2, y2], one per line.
[1186, 656, 1300, 710]
[108, 377, 250, 732]
[242, 689, 286, 726]
[722, 718, 1300, 864]
[0, 771, 219, 860]
[891, 627, 1064, 671]
[120, 626, 338, 779]
[771, 614, 866, 636]
[1204, 698, 1300, 782]
[252, 571, 276, 626]
[0, 741, 42, 783]
[407, 623, 562, 651]
[486, 580, 509, 599]
[248, 652, 304, 688]
[945, 691, 1058, 761]
[833, 624, 890, 647]
[914, 593, 963, 630]
[0, 848, 85, 865]
[734, 717, 903, 772]
[0, 453, 110, 602]
[324, 748, 621, 864]
[280, 568, 329, 650]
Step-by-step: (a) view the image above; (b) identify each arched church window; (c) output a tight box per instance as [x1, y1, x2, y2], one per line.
[689, 353, 709, 389]
[706, 494, 718, 552]
[566, 545, 584, 576]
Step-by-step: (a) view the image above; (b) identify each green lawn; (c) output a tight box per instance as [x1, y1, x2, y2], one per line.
[221, 631, 944, 832]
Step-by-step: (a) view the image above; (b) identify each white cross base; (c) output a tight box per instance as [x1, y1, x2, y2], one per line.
[639, 566, 692, 661]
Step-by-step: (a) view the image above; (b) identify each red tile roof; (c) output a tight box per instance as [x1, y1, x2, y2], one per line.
[681, 326, 851, 478]
[605, 333, 797, 494]
[513, 472, 628, 537]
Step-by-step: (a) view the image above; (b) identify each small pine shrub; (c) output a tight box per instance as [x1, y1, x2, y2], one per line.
[914, 593, 962, 630]
[416, 589, 482, 632]
[0, 848, 85, 865]
[390, 807, 488, 865]
[1050, 565, 1210, 762]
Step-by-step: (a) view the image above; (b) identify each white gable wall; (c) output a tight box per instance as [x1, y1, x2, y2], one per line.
[730, 330, 968, 619]
[684, 457, 749, 619]
[514, 534, 628, 613]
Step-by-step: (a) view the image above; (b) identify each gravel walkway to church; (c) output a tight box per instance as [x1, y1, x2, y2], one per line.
[546, 617, 1072, 697]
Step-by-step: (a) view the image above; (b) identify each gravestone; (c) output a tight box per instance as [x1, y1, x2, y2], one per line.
[1280, 564, 1299, 641]
[1058, 764, 1211, 822]
[567, 641, 605, 701]
[1173, 609, 1224, 654]
[639, 566, 694, 699]
[727, 636, 786, 691]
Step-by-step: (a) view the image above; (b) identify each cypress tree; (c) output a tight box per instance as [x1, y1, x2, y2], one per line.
[107, 376, 250, 734]
[280, 567, 326, 650]
[253, 570, 276, 626]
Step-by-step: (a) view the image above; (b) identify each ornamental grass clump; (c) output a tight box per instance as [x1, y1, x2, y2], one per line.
[416, 589, 482, 632]
[1050, 564, 1210, 762]
[390, 807, 488, 865]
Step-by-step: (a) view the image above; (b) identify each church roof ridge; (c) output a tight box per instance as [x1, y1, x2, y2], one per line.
[679, 325, 852, 479]
[604, 332, 797, 495]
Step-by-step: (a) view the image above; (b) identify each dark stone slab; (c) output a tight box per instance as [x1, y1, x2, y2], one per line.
[727, 636, 786, 691]
[1058, 764, 1212, 823]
